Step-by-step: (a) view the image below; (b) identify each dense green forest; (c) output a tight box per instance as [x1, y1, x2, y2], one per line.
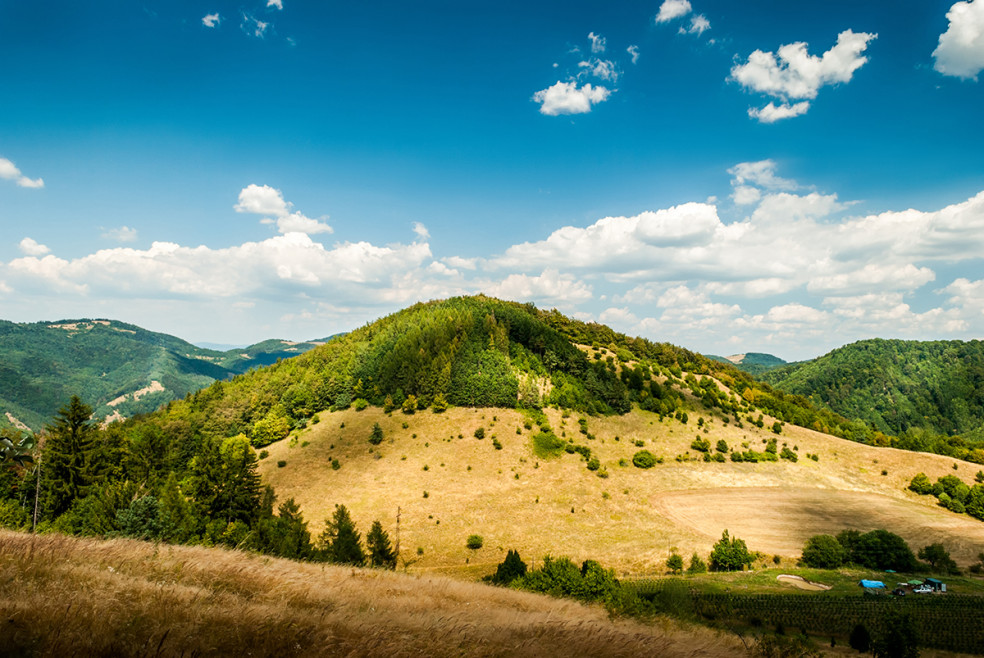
[705, 352, 788, 376]
[763, 339, 984, 463]
[0, 318, 327, 431]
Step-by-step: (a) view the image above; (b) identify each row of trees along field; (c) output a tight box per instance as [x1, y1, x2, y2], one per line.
[0, 397, 396, 566]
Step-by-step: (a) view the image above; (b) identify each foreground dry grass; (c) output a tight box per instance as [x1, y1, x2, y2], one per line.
[0, 530, 744, 657]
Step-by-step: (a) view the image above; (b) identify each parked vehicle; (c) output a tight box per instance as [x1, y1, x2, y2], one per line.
[891, 588, 906, 596]
[913, 585, 932, 594]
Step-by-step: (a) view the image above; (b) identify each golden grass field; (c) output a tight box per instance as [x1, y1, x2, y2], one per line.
[259, 400, 984, 577]
[0, 530, 745, 657]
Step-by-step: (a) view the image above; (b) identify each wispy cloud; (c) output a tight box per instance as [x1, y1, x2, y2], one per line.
[0, 157, 44, 189]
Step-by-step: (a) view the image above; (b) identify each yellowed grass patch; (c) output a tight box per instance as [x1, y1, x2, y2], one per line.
[0, 530, 744, 657]
[258, 403, 983, 577]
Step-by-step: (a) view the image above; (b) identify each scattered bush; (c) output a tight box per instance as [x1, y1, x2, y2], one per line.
[632, 450, 658, 469]
[466, 534, 484, 550]
[532, 431, 565, 459]
[368, 423, 384, 445]
[277, 460, 287, 468]
[474, 427, 485, 440]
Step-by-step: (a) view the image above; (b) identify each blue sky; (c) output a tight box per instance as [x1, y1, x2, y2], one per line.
[1, 0, 983, 360]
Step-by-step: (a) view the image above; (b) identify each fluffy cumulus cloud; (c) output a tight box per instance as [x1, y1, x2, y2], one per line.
[483, 270, 592, 307]
[5, 163, 984, 361]
[683, 15, 711, 36]
[202, 13, 220, 28]
[19, 238, 50, 257]
[0, 157, 44, 188]
[656, 0, 692, 24]
[731, 29, 877, 122]
[933, 0, 984, 79]
[234, 184, 332, 235]
[532, 81, 611, 115]
[627, 45, 640, 64]
[267, 0, 283, 9]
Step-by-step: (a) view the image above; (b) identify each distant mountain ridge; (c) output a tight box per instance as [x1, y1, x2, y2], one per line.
[706, 352, 788, 376]
[0, 318, 331, 431]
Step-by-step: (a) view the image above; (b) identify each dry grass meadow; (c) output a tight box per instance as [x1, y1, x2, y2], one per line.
[0, 529, 744, 657]
[260, 403, 984, 576]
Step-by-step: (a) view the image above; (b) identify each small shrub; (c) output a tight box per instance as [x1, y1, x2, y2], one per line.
[277, 460, 287, 468]
[331, 458, 341, 470]
[423, 491, 429, 498]
[632, 450, 657, 469]
[258, 450, 269, 460]
[466, 534, 484, 550]
[492, 438, 503, 450]
[474, 427, 486, 439]
[586, 457, 600, 471]
[353, 398, 369, 411]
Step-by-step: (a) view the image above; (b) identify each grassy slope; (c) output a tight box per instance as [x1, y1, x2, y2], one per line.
[259, 401, 984, 578]
[0, 318, 324, 431]
[0, 530, 743, 658]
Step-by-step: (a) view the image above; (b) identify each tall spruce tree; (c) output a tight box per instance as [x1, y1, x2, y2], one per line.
[39, 396, 97, 520]
[320, 504, 365, 565]
[366, 520, 396, 569]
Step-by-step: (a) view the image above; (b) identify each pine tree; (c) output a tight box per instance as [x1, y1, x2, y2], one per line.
[271, 498, 313, 560]
[189, 435, 262, 527]
[320, 504, 365, 565]
[39, 396, 97, 520]
[366, 520, 396, 569]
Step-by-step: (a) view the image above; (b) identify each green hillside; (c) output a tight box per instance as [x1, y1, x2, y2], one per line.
[706, 352, 788, 376]
[762, 338, 984, 458]
[141, 295, 867, 454]
[0, 319, 327, 431]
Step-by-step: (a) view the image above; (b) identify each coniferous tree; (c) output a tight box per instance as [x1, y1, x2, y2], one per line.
[189, 435, 262, 527]
[158, 472, 196, 543]
[39, 396, 97, 520]
[268, 498, 313, 560]
[320, 504, 365, 565]
[366, 520, 396, 569]
[491, 549, 527, 585]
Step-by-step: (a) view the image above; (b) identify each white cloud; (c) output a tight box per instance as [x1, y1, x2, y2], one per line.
[588, 32, 606, 54]
[202, 13, 220, 28]
[728, 160, 798, 191]
[656, 0, 692, 24]
[267, 0, 283, 9]
[683, 15, 710, 36]
[234, 184, 332, 235]
[242, 14, 268, 38]
[933, 0, 984, 80]
[732, 185, 762, 206]
[18, 238, 50, 257]
[483, 269, 592, 306]
[444, 256, 478, 271]
[102, 226, 138, 243]
[0, 157, 44, 189]
[532, 81, 611, 115]
[412, 222, 430, 240]
[748, 101, 810, 123]
[732, 29, 877, 120]
[578, 58, 619, 82]
[627, 45, 640, 64]
[5, 233, 432, 298]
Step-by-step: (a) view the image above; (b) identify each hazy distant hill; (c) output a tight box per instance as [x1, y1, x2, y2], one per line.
[706, 352, 788, 376]
[762, 338, 984, 438]
[0, 318, 330, 431]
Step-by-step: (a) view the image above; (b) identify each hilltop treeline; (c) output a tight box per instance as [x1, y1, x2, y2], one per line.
[132, 296, 875, 454]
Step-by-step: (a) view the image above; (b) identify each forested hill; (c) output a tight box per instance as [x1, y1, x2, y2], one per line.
[134, 295, 868, 453]
[706, 352, 788, 376]
[0, 319, 327, 431]
[762, 338, 984, 440]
